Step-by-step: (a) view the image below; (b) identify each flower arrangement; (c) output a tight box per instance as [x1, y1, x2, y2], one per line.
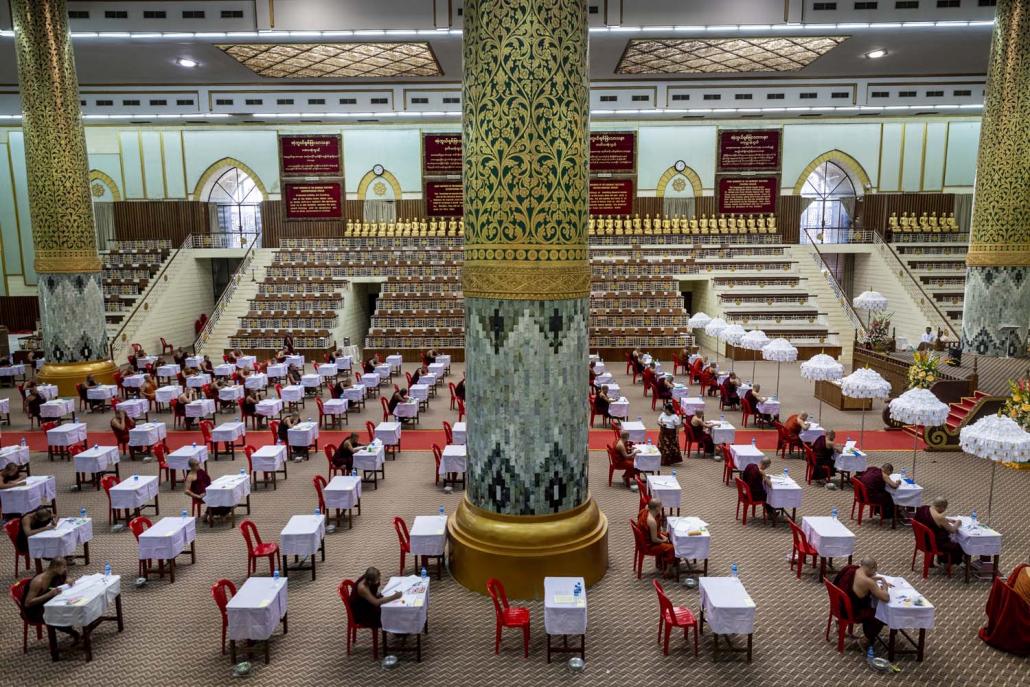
[1003, 378, 1030, 431]
[861, 313, 893, 350]
[907, 351, 941, 390]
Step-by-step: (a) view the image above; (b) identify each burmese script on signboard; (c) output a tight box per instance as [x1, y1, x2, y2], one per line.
[279, 134, 343, 177]
[589, 131, 636, 174]
[717, 176, 778, 214]
[717, 129, 781, 171]
[423, 134, 463, 176]
[284, 181, 343, 220]
[589, 178, 635, 216]
[425, 180, 464, 217]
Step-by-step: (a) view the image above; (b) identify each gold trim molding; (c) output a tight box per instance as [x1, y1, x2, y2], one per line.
[88, 169, 121, 201]
[462, 261, 591, 300]
[792, 149, 873, 194]
[38, 359, 117, 397]
[656, 163, 702, 198]
[966, 245, 1030, 267]
[191, 156, 270, 200]
[356, 168, 402, 200]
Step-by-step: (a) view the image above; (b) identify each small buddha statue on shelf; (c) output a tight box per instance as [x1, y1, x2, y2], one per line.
[746, 215, 756, 232]
[899, 213, 910, 230]
[642, 214, 652, 233]
[717, 215, 727, 232]
[604, 215, 614, 234]
[429, 218, 439, 234]
[698, 214, 708, 232]
[588, 217, 596, 234]
[766, 214, 777, 232]
[344, 219, 354, 237]
[736, 215, 746, 232]
[661, 215, 671, 234]
[458, 218, 464, 235]
[928, 212, 939, 230]
[888, 212, 899, 230]
[632, 213, 642, 232]
[756, 215, 766, 232]
[614, 215, 624, 234]
[689, 216, 698, 233]
[918, 212, 929, 230]
[945, 212, 958, 230]
[447, 217, 458, 235]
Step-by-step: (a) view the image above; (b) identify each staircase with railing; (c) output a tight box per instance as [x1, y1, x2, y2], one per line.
[873, 232, 961, 341]
[193, 239, 273, 356]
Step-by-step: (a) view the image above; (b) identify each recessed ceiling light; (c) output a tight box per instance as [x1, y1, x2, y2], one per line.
[865, 49, 887, 59]
[175, 57, 198, 68]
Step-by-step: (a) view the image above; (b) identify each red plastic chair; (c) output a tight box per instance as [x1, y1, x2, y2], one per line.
[153, 443, 172, 485]
[486, 577, 530, 657]
[380, 396, 391, 422]
[432, 444, 442, 486]
[636, 474, 651, 511]
[4, 519, 29, 576]
[850, 477, 885, 526]
[606, 444, 635, 487]
[448, 382, 457, 410]
[10, 578, 45, 653]
[630, 518, 669, 579]
[199, 419, 217, 457]
[393, 516, 411, 575]
[823, 575, 857, 654]
[740, 395, 753, 428]
[653, 579, 698, 657]
[787, 518, 819, 579]
[734, 477, 766, 526]
[239, 398, 259, 430]
[803, 444, 832, 485]
[169, 398, 184, 429]
[443, 421, 453, 445]
[324, 444, 344, 479]
[911, 517, 953, 579]
[681, 419, 697, 457]
[721, 444, 737, 485]
[240, 519, 281, 576]
[457, 398, 465, 422]
[365, 420, 377, 445]
[775, 421, 802, 459]
[211, 578, 237, 655]
[129, 516, 153, 577]
[100, 474, 120, 525]
[339, 579, 379, 659]
[160, 337, 174, 355]
[269, 420, 280, 446]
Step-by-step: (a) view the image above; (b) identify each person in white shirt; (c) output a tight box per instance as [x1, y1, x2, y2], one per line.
[920, 327, 936, 345]
[657, 401, 683, 465]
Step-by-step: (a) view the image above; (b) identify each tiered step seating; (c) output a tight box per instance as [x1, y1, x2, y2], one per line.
[892, 242, 969, 331]
[100, 239, 172, 330]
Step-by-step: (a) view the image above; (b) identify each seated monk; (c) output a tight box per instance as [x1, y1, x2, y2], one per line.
[21, 558, 80, 643]
[784, 412, 810, 442]
[388, 388, 412, 423]
[184, 458, 229, 525]
[110, 409, 135, 452]
[638, 498, 678, 578]
[332, 432, 364, 473]
[858, 462, 900, 515]
[595, 385, 613, 421]
[745, 383, 775, 425]
[642, 363, 658, 392]
[833, 558, 891, 649]
[141, 374, 157, 405]
[613, 431, 639, 487]
[978, 563, 1030, 656]
[690, 356, 705, 384]
[700, 365, 719, 397]
[655, 373, 673, 401]
[455, 378, 465, 401]
[913, 497, 963, 566]
[742, 456, 776, 521]
[630, 348, 645, 377]
[811, 429, 838, 478]
[0, 462, 26, 489]
[722, 372, 741, 408]
[690, 410, 716, 456]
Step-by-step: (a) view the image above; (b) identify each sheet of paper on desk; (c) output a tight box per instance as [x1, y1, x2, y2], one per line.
[258, 599, 271, 608]
[409, 598, 424, 607]
[554, 595, 586, 605]
[845, 440, 856, 451]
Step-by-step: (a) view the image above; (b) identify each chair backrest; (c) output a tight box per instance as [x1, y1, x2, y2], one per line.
[443, 421, 453, 445]
[313, 475, 327, 511]
[911, 517, 938, 554]
[486, 577, 509, 617]
[457, 398, 465, 418]
[823, 577, 855, 622]
[365, 421, 376, 443]
[10, 578, 32, 619]
[100, 474, 120, 497]
[432, 444, 442, 471]
[153, 442, 166, 466]
[338, 579, 359, 627]
[316, 397, 325, 416]
[606, 444, 618, 468]
[240, 518, 263, 551]
[652, 579, 675, 620]
[380, 396, 390, 420]
[211, 578, 236, 619]
[741, 395, 753, 415]
[243, 444, 256, 470]
[629, 518, 648, 550]
[324, 443, 337, 464]
[199, 420, 213, 442]
[635, 474, 650, 500]
[787, 518, 808, 552]
[76, 383, 87, 401]
[720, 443, 733, 465]
[269, 420, 280, 444]
[275, 383, 284, 399]
[393, 516, 410, 550]
[734, 476, 753, 502]
[851, 476, 869, 502]
[4, 518, 21, 549]
[128, 515, 152, 540]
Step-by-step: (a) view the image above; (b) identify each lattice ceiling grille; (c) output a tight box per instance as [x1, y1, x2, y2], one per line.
[616, 36, 848, 74]
[218, 42, 442, 78]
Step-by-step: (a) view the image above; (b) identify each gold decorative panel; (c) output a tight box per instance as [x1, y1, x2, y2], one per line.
[218, 42, 442, 78]
[616, 36, 847, 75]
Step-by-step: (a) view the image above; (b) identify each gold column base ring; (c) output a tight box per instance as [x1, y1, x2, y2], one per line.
[37, 359, 118, 397]
[448, 496, 609, 599]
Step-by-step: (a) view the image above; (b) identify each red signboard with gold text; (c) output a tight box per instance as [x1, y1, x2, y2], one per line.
[425, 180, 464, 217]
[589, 131, 636, 173]
[279, 134, 343, 177]
[717, 176, 778, 214]
[284, 181, 343, 221]
[423, 134, 463, 176]
[717, 129, 781, 171]
[590, 178, 635, 216]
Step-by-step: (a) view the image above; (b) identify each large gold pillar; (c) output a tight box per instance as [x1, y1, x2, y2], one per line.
[962, 0, 1030, 357]
[448, 0, 608, 599]
[12, 0, 116, 392]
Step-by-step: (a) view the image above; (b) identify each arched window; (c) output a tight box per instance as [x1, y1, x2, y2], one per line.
[799, 160, 857, 244]
[206, 167, 264, 238]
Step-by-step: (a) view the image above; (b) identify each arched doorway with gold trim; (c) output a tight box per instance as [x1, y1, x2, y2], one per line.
[793, 151, 871, 244]
[357, 165, 403, 223]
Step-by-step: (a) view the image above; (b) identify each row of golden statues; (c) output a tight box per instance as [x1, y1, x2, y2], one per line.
[888, 211, 961, 231]
[340, 213, 778, 238]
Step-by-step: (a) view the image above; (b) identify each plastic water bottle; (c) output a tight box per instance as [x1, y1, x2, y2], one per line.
[181, 508, 188, 518]
[351, 468, 358, 477]
[80, 507, 87, 518]
[783, 468, 789, 478]
[646, 437, 652, 446]
[832, 507, 839, 520]
[239, 468, 246, 476]
[20, 437, 26, 448]
[731, 563, 738, 577]
[970, 509, 978, 527]
[751, 437, 757, 447]
[104, 562, 111, 577]
[866, 646, 876, 665]
[573, 582, 582, 599]
[192, 441, 196, 449]
[273, 568, 280, 580]
[439, 505, 445, 516]
[133, 473, 139, 481]
[671, 469, 677, 478]
[314, 505, 321, 516]
[720, 413, 725, 422]
[900, 467, 907, 479]
[93, 444, 99, 450]
[420, 566, 428, 580]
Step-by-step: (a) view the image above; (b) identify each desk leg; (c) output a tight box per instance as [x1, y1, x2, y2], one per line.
[82, 625, 93, 662]
[993, 555, 1000, 580]
[916, 629, 925, 662]
[47, 625, 59, 661]
[888, 629, 897, 662]
[83, 542, 90, 566]
[965, 555, 971, 584]
[230, 640, 237, 665]
[190, 540, 196, 564]
[820, 557, 826, 581]
[747, 634, 752, 663]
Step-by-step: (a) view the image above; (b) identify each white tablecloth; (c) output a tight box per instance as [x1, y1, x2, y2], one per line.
[647, 475, 681, 509]
[0, 445, 30, 468]
[156, 385, 181, 403]
[324, 475, 362, 509]
[186, 374, 211, 388]
[138, 516, 196, 560]
[212, 421, 246, 443]
[593, 372, 614, 386]
[409, 384, 430, 402]
[109, 475, 159, 510]
[801, 516, 856, 558]
[874, 576, 935, 630]
[47, 422, 87, 447]
[74, 445, 120, 475]
[634, 444, 661, 472]
[280, 385, 304, 402]
[44, 574, 120, 628]
[37, 384, 59, 400]
[544, 576, 587, 635]
[323, 398, 348, 416]
[428, 362, 446, 378]
[381, 576, 429, 635]
[280, 514, 325, 558]
[699, 577, 756, 635]
[0, 475, 56, 514]
[255, 398, 283, 418]
[218, 386, 244, 402]
[418, 372, 436, 388]
[410, 515, 447, 556]
[668, 516, 711, 560]
[951, 516, 1003, 557]
[301, 374, 321, 389]
[374, 364, 391, 380]
[251, 445, 286, 472]
[237, 355, 257, 370]
[227, 577, 288, 641]
[394, 399, 419, 419]
[766, 474, 803, 510]
[375, 422, 402, 446]
[185, 356, 203, 369]
[359, 371, 380, 389]
[0, 363, 25, 377]
[214, 364, 235, 377]
[185, 399, 215, 418]
[119, 398, 149, 419]
[676, 395, 705, 415]
[245, 373, 268, 390]
[436, 354, 451, 369]
[440, 445, 466, 475]
[86, 385, 118, 401]
[156, 364, 180, 378]
[286, 355, 305, 369]
[711, 421, 736, 445]
[835, 445, 868, 473]
[203, 474, 251, 508]
[799, 423, 826, 444]
[121, 374, 145, 389]
[337, 355, 354, 371]
[287, 422, 319, 447]
[343, 386, 366, 404]
[887, 474, 924, 508]
[452, 422, 466, 445]
[354, 443, 386, 472]
[136, 356, 158, 370]
[317, 364, 338, 379]
[166, 445, 208, 470]
[385, 354, 402, 372]
[266, 363, 287, 379]
[730, 444, 764, 471]
[40, 399, 75, 419]
[608, 397, 629, 419]
[0, 397, 8, 415]
[28, 517, 93, 559]
[128, 422, 167, 448]
[621, 420, 647, 443]
[756, 400, 781, 416]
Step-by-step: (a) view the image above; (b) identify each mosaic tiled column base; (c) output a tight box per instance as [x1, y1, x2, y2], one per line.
[36, 272, 116, 394]
[961, 266, 1030, 357]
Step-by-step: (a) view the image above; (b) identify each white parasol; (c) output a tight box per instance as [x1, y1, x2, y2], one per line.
[853, 290, 888, 312]
[762, 338, 798, 397]
[800, 354, 845, 421]
[688, 312, 712, 329]
[719, 324, 746, 372]
[888, 388, 950, 479]
[840, 368, 892, 444]
[739, 330, 770, 384]
[704, 317, 727, 366]
[959, 414, 1030, 523]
